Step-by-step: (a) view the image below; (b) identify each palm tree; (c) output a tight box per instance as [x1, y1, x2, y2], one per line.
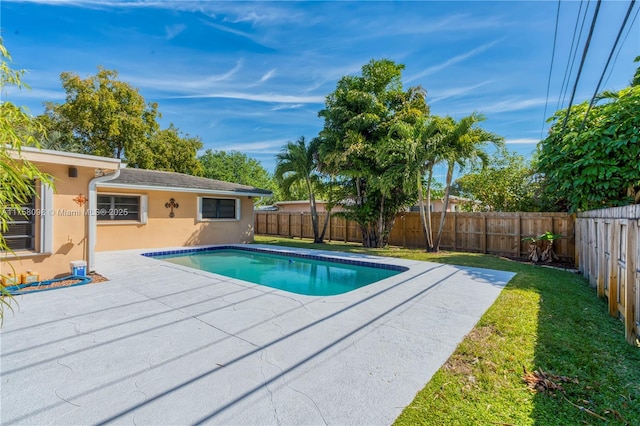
[275, 136, 328, 243]
[433, 113, 503, 250]
[385, 114, 441, 251]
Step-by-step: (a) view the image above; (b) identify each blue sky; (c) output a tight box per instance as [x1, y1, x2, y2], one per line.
[2, 0, 639, 178]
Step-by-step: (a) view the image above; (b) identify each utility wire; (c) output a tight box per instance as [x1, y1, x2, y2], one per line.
[561, 0, 602, 132]
[557, 0, 590, 112]
[603, 3, 640, 88]
[580, 0, 637, 129]
[541, 0, 562, 139]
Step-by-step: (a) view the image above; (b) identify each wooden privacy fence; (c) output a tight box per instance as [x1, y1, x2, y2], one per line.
[576, 205, 640, 345]
[254, 211, 575, 261]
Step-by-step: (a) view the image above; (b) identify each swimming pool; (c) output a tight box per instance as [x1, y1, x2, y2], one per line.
[145, 246, 406, 296]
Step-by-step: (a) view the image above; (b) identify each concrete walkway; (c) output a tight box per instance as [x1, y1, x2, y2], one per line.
[1, 245, 515, 425]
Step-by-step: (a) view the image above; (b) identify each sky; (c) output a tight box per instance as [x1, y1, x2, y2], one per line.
[1, 0, 639, 178]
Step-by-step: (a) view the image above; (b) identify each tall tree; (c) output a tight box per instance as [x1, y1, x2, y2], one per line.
[275, 136, 329, 243]
[385, 114, 442, 250]
[33, 111, 82, 153]
[537, 63, 640, 212]
[435, 114, 503, 250]
[136, 124, 204, 176]
[48, 67, 160, 162]
[318, 59, 428, 247]
[0, 39, 53, 321]
[455, 149, 541, 212]
[199, 149, 276, 202]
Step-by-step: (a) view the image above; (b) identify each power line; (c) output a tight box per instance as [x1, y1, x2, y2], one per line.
[557, 0, 590, 112]
[581, 0, 637, 129]
[603, 2, 640, 88]
[561, 0, 602, 132]
[540, 0, 562, 139]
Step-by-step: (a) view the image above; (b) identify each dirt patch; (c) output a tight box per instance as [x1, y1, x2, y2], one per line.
[466, 324, 498, 341]
[443, 325, 499, 377]
[500, 256, 578, 272]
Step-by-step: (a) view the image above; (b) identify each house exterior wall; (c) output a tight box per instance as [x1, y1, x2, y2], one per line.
[274, 201, 342, 213]
[96, 189, 256, 251]
[1, 158, 118, 280]
[275, 201, 324, 213]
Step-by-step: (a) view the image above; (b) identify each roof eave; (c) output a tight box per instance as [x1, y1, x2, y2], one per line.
[96, 182, 272, 197]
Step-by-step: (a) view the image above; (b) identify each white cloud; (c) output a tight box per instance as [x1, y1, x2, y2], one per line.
[173, 92, 324, 104]
[124, 60, 243, 94]
[259, 69, 276, 83]
[201, 60, 243, 84]
[481, 98, 547, 113]
[271, 104, 304, 111]
[406, 39, 502, 83]
[3, 87, 65, 102]
[164, 24, 186, 40]
[214, 139, 287, 154]
[430, 81, 493, 103]
[200, 20, 254, 40]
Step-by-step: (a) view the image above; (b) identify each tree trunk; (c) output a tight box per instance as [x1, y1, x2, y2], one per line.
[377, 197, 385, 246]
[318, 210, 331, 242]
[425, 166, 438, 252]
[418, 166, 435, 251]
[434, 161, 454, 251]
[307, 178, 321, 243]
[361, 223, 378, 248]
[381, 214, 396, 247]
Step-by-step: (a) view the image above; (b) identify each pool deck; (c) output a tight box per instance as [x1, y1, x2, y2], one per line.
[1, 244, 515, 425]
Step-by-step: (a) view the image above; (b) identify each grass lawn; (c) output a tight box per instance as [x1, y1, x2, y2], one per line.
[254, 236, 640, 425]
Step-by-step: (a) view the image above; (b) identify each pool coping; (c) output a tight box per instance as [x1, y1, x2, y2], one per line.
[142, 244, 409, 272]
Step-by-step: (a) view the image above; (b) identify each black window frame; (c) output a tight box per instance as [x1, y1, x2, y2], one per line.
[200, 197, 238, 220]
[3, 193, 35, 251]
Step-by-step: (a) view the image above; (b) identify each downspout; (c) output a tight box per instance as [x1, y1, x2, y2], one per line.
[87, 168, 121, 272]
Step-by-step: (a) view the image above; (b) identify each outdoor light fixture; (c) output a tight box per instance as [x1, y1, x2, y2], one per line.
[68, 167, 78, 178]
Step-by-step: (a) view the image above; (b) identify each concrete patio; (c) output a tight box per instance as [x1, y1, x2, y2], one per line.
[1, 245, 515, 425]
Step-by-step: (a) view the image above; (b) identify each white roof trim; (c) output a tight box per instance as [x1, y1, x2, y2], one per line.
[96, 182, 269, 197]
[16, 146, 122, 164]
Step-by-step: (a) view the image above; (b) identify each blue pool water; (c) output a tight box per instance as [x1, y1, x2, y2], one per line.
[152, 248, 404, 296]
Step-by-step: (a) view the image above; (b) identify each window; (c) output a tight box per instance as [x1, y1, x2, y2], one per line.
[97, 195, 142, 222]
[3, 194, 35, 251]
[199, 197, 239, 220]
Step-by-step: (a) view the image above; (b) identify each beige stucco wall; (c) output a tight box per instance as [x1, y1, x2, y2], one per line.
[274, 201, 341, 213]
[96, 189, 255, 252]
[1, 161, 116, 280]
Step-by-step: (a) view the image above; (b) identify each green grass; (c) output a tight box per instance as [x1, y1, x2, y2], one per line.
[254, 236, 640, 425]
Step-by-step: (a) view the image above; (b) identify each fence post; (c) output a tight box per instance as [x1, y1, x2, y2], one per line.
[328, 212, 332, 241]
[402, 214, 406, 248]
[453, 213, 457, 251]
[597, 220, 606, 296]
[625, 220, 637, 345]
[482, 215, 487, 254]
[515, 213, 521, 257]
[344, 217, 348, 243]
[287, 213, 291, 237]
[609, 221, 619, 317]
